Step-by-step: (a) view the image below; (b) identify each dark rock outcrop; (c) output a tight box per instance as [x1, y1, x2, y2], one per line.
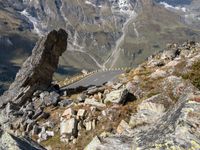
[0, 29, 68, 107]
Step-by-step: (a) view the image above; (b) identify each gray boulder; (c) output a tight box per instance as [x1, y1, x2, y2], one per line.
[42, 91, 60, 106]
[104, 89, 136, 105]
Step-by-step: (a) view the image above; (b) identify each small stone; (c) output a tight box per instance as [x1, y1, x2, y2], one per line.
[77, 93, 87, 102]
[113, 83, 123, 90]
[40, 91, 49, 100]
[92, 119, 96, 129]
[60, 137, 69, 143]
[32, 97, 37, 102]
[43, 91, 59, 106]
[46, 131, 54, 137]
[38, 127, 48, 141]
[12, 110, 24, 117]
[90, 106, 96, 113]
[150, 69, 167, 79]
[43, 121, 55, 129]
[62, 108, 75, 119]
[50, 91, 60, 105]
[85, 121, 92, 131]
[33, 90, 42, 97]
[40, 133, 48, 141]
[84, 98, 106, 107]
[45, 146, 53, 150]
[14, 130, 21, 137]
[101, 110, 106, 116]
[32, 125, 41, 135]
[70, 136, 75, 140]
[5, 102, 20, 116]
[63, 91, 68, 97]
[27, 111, 34, 119]
[40, 112, 50, 120]
[97, 116, 102, 121]
[72, 138, 77, 144]
[77, 109, 86, 119]
[98, 92, 103, 100]
[20, 122, 26, 131]
[26, 120, 35, 133]
[12, 119, 21, 129]
[58, 99, 72, 107]
[78, 121, 83, 130]
[25, 102, 35, 111]
[32, 107, 43, 120]
[117, 120, 131, 134]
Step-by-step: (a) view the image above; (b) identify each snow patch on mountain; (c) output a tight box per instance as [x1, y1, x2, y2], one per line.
[160, 2, 187, 12]
[20, 9, 43, 36]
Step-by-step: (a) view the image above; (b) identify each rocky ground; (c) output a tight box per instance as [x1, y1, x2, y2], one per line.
[0, 29, 200, 150]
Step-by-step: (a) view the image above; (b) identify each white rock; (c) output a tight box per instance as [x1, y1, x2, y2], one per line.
[101, 110, 107, 116]
[150, 69, 167, 79]
[92, 119, 96, 129]
[104, 89, 124, 103]
[84, 136, 101, 150]
[117, 120, 131, 134]
[85, 98, 106, 107]
[46, 131, 54, 137]
[60, 118, 78, 136]
[62, 108, 75, 119]
[72, 138, 77, 144]
[85, 121, 92, 131]
[77, 109, 86, 118]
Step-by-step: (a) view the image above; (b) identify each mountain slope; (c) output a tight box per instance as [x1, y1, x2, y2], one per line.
[1, 0, 200, 93]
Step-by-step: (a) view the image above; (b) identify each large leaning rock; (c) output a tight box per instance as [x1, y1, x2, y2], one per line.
[0, 29, 68, 107]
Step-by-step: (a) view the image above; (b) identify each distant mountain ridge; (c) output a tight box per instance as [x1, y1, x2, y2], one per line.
[0, 0, 200, 93]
